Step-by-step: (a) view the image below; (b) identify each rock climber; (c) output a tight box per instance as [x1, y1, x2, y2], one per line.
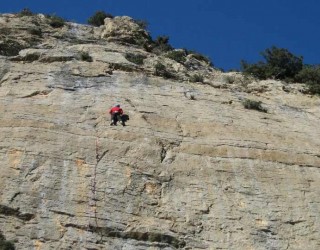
[109, 104, 125, 126]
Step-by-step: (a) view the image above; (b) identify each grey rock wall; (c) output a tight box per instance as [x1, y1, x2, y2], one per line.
[0, 13, 319, 250]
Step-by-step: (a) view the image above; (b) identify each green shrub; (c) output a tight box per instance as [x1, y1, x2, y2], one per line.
[0, 240, 15, 250]
[242, 99, 267, 113]
[87, 11, 113, 26]
[18, 8, 34, 17]
[241, 46, 303, 80]
[241, 61, 269, 79]
[223, 75, 236, 84]
[151, 35, 173, 54]
[0, 28, 10, 36]
[109, 63, 136, 72]
[154, 62, 172, 78]
[262, 47, 303, 78]
[0, 39, 24, 56]
[154, 62, 166, 75]
[165, 50, 187, 64]
[114, 34, 148, 48]
[79, 52, 92, 62]
[47, 15, 65, 28]
[125, 53, 146, 65]
[189, 74, 204, 83]
[29, 28, 42, 36]
[154, 36, 170, 46]
[295, 65, 320, 94]
[0, 232, 15, 250]
[186, 50, 213, 66]
[134, 19, 148, 30]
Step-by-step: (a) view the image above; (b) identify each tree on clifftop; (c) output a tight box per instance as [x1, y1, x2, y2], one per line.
[241, 46, 303, 81]
[88, 11, 113, 26]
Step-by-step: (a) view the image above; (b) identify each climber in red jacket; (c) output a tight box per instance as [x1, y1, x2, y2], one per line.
[109, 104, 125, 126]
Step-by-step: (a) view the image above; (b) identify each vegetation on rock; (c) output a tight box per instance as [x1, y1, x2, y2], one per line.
[189, 74, 204, 83]
[242, 99, 267, 113]
[17, 8, 34, 17]
[134, 19, 148, 30]
[293, 65, 320, 94]
[0, 232, 15, 250]
[125, 53, 146, 65]
[150, 35, 173, 54]
[29, 27, 42, 36]
[241, 46, 320, 94]
[47, 14, 65, 28]
[186, 49, 213, 66]
[165, 50, 187, 64]
[79, 52, 93, 62]
[0, 39, 24, 56]
[88, 11, 113, 26]
[223, 75, 236, 84]
[241, 46, 303, 81]
[154, 62, 173, 78]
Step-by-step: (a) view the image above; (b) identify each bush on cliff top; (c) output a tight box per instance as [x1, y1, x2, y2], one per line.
[18, 8, 34, 17]
[47, 14, 65, 28]
[88, 11, 113, 26]
[185, 49, 213, 66]
[294, 65, 320, 95]
[134, 19, 148, 30]
[241, 46, 303, 81]
[165, 50, 187, 64]
[241, 46, 320, 95]
[150, 35, 173, 54]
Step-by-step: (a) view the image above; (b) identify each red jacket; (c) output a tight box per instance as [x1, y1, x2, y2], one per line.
[109, 106, 123, 115]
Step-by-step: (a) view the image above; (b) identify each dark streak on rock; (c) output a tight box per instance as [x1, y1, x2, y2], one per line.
[21, 90, 52, 98]
[9, 192, 21, 203]
[109, 63, 140, 73]
[64, 223, 186, 248]
[49, 209, 75, 217]
[0, 204, 35, 221]
[160, 146, 166, 163]
[284, 220, 305, 225]
[216, 169, 234, 174]
[97, 150, 109, 163]
[258, 228, 277, 236]
[139, 111, 156, 114]
[124, 98, 136, 109]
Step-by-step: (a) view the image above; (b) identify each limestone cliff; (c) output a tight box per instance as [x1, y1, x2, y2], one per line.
[0, 13, 320, 250]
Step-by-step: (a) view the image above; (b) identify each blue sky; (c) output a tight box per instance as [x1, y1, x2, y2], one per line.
[1, 0, 319, 70]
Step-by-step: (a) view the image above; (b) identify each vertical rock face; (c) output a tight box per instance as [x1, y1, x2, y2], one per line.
[0, 13, 320, 250]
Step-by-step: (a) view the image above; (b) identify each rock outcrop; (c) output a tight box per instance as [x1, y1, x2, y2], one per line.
[101, 16, 151, 46]
[0, 13, 320, 250]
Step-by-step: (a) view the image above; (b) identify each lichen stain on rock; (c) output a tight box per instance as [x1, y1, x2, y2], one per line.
[7, 149, 23, 170]
[124, 166, 132, 186]
[144, 182, 159, 195]
[74, 158, 90, 175]
[34, 240, 43, 250]
[256, 219, 269, 227]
